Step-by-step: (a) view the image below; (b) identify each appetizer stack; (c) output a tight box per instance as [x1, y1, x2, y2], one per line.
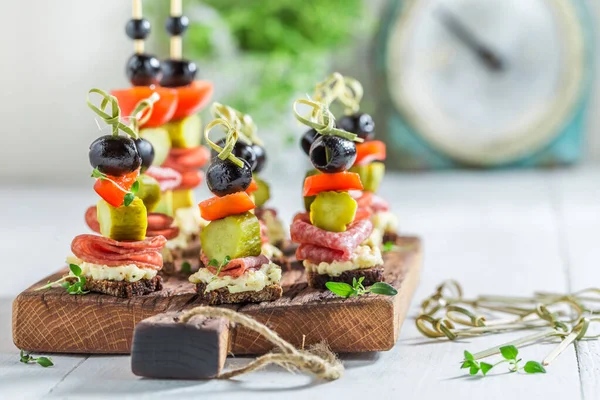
[210, 103, 286, 260]
[188, 116, 283, 304]
[292, 98, 384, 289]
[68, 89, 168, 298]
[110, 0, 213, 271]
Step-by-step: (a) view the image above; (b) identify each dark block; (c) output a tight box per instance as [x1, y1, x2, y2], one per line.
[131, 312, 230, 379]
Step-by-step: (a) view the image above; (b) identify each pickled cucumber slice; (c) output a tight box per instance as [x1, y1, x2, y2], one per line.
[140, 127, 171, 166]
[303, 169, 321, 211]
[350, 162, 385, 193]
[165, 114, 201, 148]
[136, 174, 161, 212]
[97, 197, 148, 241]
[253, 175, 271, 207]
[153, 190, 174, 216]
[201, 212, 261, 262]
[172, 189, 195, 211]
[310, 191, 357, 232]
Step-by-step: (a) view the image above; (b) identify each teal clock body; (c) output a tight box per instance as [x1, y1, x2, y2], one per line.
[375, 0, 595, 169]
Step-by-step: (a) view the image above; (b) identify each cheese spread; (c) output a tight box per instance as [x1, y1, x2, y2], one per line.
[303, 245, 383, 276]
[66, 256, 157, 282]
[189, 262, 282, 293]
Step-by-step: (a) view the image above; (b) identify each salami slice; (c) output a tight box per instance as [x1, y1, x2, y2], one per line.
[146, 226, 180, 240]
[296, 244, 347, 263]
[165, 146, 210, 170]
[71, 234, 166, 270]
[290, 219, 373, 260]
[200, 253, 269, 278]
[259, 219, 269, 244]
[145, 166, 182, 192]
[85, 206, 101, 234]
[370, 194, 390, 212]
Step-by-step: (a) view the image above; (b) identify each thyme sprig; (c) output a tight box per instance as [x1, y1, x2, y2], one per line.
[326, 277, 397, 298]
[19, 350, 54, 368]
[462, 346, 545, 376]
[35, 264, 89, 295]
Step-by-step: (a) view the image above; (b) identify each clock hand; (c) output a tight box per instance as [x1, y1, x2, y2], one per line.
[435, 8, 505, 72]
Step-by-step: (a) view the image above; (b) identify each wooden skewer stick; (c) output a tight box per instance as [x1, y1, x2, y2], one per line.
[132, 0, 144, 54]
[169, 0, 182, 60]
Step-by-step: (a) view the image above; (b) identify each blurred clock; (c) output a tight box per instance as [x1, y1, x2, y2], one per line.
[376, 0, 594, 169]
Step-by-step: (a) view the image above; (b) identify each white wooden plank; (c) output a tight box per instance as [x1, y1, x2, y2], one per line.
[550, 166, 600, 400]
[26, 170, 582, 399]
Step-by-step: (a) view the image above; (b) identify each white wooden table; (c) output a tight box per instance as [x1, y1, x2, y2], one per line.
[1, 167, 599, 400]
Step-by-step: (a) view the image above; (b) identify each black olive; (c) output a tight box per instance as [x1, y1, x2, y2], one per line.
[165, 16, 189, 36]
[337, 113, 375, 141]
[211, 139, 257, 171]
[206, 158, 253, 197]
[160, 59, 197, 87]
[300, 128, 320, 156]
[134, 138, 155, 173]
[251, 144, 267, 173]
[309, 136, 356, 173]
[125, 19, 151, 40]
[89, 135, 142, 176]
[126, 53, 162, 86]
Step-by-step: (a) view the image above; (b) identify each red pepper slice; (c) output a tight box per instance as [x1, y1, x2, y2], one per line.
[111, 86, 178, 128]
[354, 140, 386, 166]
[169, 81, 214, 121]
[93, 169, 139, 207]
[303, 172, 363, 197]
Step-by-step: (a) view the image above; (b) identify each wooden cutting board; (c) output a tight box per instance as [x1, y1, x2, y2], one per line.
[12, 236, 421, 355]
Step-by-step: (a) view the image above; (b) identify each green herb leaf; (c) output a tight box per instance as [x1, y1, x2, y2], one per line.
[207, 259, 220, 267]
[469, 365, 480, 375]
[60, 281, 70, 289]
[464, 350, 474, 361]
[69, 264, 82, 277]
[181, 261, 192, 274]
[130, 181, 140, 194]
[369, 282, 398, 296]
[523, 361, 546, 374]
[91, 168, 106, 179]
[382, 241, 395, 252]
[222, 256, 231, 266]
[352, 277, 357, 287]
[36, 357, 54, 368]
[326, 282, 356, 298]
[19, 350, 30, 364]
[500, 345, 519, 361]
[460, 361, 471, 369]
[123, 192, 135, 207]
[480, 362, 494, 376]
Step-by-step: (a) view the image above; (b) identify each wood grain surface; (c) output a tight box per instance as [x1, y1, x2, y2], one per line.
[12, 237, 421, 355]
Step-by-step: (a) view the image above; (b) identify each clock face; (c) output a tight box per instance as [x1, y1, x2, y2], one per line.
[387, 0, 585, 165]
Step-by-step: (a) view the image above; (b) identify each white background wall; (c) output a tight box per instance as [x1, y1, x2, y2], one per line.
[0, 0, 599, 185]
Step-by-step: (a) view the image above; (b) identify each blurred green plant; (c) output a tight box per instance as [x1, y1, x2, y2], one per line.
[147, 0, 367, 126]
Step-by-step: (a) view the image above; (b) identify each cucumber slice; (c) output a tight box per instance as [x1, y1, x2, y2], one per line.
[140, 127, 171, 166]
[165, 114, 202, 148]
[201, 212, 261, 262]
[97, 197, 148, 241]
[303, 169, 321, 211]
[310, 191, 357, 232]
[349, 162, 385, 192]
[136, 174, 161, 212]
[253, 175, 271, 207]
[153, 190, 174, 216]
[172, 189, 195, 211]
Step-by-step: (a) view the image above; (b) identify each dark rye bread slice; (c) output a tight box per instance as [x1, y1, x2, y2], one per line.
[161, 237, 202, 275]
[80, 276, 163, 298]
[307, 265, 384, 290]
[382, 231, 399, 244]
[195, 283, 283, 305]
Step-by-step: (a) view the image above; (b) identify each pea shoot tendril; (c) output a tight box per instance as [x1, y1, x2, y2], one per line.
[293, 98, 363, 143]
[204, 117, 245, 169]
[86, 88, 159, 139]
